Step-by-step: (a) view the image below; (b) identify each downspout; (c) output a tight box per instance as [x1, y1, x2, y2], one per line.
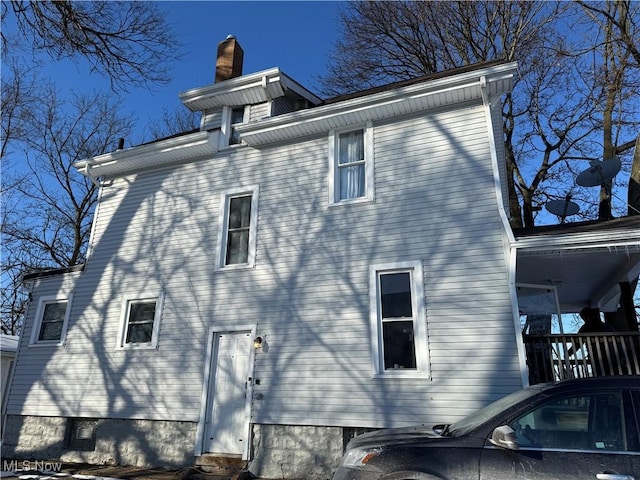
[481, 76, 529, 387]
[83, 163, 103, 188]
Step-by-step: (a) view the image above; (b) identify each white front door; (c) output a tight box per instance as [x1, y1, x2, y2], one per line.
[204, 331, 252, 455]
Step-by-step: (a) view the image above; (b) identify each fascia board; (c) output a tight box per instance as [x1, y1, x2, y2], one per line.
[278, 74, 322, 104]
[74, 131, 216, 178]
[513, 232, 640, 252]
[179, 67, 281, 110]
[236, 62, 517, 146]
[179, 67, 321, 111]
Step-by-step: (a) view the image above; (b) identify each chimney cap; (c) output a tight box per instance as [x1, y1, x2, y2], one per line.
[226, 34, 236, 40]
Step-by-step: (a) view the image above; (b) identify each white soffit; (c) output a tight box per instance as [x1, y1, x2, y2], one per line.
[74, 131, 217, 178]
[179, 67, 322, 111]
[236, 63, 516, 147]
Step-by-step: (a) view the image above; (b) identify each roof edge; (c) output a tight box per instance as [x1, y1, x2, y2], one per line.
[22, 264, 85, 282]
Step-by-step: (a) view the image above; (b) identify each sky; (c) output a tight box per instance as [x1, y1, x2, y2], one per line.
[17, 1, 344, 143]
[4, 1, 630, 225]
[141, 1, 343, 133]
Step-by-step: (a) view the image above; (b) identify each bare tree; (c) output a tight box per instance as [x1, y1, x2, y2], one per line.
[576, 1, 640, 218]
[0, 1, 180, 333]
[1, 1, 179, 91]
[1, 84, 134, 334]
[631, 135, 640, 215]
[321, 1, 640, 227]
[144, 105, 201, 142]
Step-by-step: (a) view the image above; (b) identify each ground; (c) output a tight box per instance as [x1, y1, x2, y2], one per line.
[0, 462, 256, 480]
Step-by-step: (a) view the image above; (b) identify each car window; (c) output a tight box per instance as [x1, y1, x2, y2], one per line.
[509, 392, 627, 452]
[450, 386, 548, 436]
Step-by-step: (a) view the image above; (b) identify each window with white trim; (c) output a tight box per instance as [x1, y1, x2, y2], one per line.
[221, 105, 247, 147]
[30, 296, 72, 345]
[370, 261, 429, 375]
[328, 123, 374, 204]
[216, 186, 259, 269]
[117, 294, 163, 349]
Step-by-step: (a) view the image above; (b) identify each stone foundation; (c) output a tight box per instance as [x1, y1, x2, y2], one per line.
[1, 415, 197, 469]
[2, 416, 346, 478]
[249, 424, 343, 480]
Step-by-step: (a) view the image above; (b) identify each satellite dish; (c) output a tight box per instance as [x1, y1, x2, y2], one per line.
[546, 195, 580, 222]
[576, 158, 621, 187]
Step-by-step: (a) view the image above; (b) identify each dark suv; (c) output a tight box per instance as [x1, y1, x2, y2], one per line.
[333, 376, 640, 480]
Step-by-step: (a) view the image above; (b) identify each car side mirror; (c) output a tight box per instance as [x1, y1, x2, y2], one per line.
[489, 425, 519, 451]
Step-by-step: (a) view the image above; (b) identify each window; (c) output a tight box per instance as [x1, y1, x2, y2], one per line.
[328, 124, 374, 204]
[509, 393, 627, 452]
[117, 294, 163, 349]
[30, 296, 71, 345]
[221, 105, 247, 147]
[229, 107, 245, 145]
[369, 261, 429, 376]
[216, 186, 259, 269]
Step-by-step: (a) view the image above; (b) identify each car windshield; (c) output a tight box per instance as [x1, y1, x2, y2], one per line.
[448, 385, 547, 437]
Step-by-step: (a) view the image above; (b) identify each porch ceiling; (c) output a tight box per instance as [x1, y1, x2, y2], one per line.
[514, 217, 640, 313]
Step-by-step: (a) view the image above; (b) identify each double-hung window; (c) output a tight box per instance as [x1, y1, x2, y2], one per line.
[117, 294, 163, 349]
[369, 261, 429, 376]
[216, 186, 259, 269]
[329, 123, 374, 204]
[30, 296, 72, 346]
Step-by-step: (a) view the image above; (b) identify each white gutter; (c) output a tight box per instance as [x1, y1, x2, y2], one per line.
[179, 67, 322, 111]
[237, 62, 517, 146]
[82, 163, 105, 188]
[514, 233, 640, 251]
[480, 73, 528, 387]
[74, 131, 217, 179]
[480, 75, 515, 245]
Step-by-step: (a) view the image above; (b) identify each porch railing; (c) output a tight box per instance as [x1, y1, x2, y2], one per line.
[523, 332, 640, 384]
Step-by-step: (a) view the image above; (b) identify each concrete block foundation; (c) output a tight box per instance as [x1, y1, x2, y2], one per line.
[2, 415, 197, 469]
[2, 416, 346, 478]
[249, 424, 343, 479]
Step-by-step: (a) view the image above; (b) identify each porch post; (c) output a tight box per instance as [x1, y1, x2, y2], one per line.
[619, 282, 638, 332]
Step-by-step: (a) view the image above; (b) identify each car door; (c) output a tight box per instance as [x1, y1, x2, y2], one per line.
[478, 389, 639, 480]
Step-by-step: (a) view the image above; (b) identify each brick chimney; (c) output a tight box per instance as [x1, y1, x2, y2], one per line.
[215, 35, 244, 82]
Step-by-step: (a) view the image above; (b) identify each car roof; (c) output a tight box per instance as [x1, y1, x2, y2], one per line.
[539, 376, 640, 395]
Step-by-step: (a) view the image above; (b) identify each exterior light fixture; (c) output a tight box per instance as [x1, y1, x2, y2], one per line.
[253, 336, 263, 349]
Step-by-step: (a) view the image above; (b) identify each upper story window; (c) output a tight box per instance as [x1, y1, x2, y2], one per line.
[221, 105, 247, 147]
[369, 261, 429, 376]
[229, 107, 245, 145]
[328, 123, 374, 205]
[117, 294, 163, 349]
[30, 296, 72, 346]
[216, 186, 259, 269]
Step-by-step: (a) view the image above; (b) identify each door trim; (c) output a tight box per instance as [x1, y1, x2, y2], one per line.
[194, 324, 257, 459]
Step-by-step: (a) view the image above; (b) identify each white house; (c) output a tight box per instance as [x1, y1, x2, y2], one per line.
[1, 333, 19, 439]
[3, 37, 639, 479]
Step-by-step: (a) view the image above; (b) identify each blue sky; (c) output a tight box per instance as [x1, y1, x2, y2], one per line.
[144, 1, 343, 129]
[26, 1, 343, 142]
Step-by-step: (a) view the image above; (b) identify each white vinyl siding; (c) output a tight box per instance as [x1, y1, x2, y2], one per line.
[8, 102, 520, 429]
[202, 109, 223, 131]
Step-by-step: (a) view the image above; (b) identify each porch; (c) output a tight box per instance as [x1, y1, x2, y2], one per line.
[514, 217, 640, 385]
[524, 332, 640, 384]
